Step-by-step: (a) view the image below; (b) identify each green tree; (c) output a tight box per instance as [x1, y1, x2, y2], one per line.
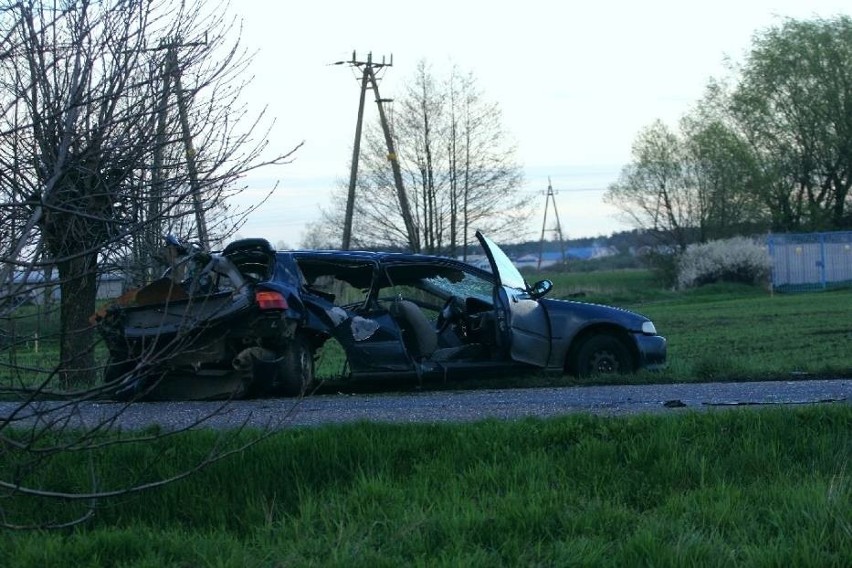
[680, 109, 767, 240]
[608, 16, 852, 244]
[730, 16, 852, 230]
[605, 105, 768, 251]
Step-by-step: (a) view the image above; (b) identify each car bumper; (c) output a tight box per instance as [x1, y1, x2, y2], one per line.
[634, 334, 667, 370]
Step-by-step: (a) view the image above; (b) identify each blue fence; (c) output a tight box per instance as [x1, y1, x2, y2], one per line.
[767, 231, 852, 292]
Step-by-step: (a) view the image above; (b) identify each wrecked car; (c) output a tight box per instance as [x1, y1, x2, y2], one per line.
[95, 231, 666, 400]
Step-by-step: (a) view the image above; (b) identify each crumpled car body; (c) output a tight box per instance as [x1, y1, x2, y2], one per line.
[95, 232, 666, 399]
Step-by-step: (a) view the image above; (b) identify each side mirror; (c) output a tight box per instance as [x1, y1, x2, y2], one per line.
[529, 279, 553, 299]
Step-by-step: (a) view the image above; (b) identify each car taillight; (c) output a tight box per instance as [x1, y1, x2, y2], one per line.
[255, 290, 288, 310]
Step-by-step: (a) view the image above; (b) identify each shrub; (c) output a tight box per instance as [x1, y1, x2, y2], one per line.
[677, 237, 771, 289]
[641, 249, 680, 288]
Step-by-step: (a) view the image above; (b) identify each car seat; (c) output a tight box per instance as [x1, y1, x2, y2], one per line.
[390, 299, 437, 360]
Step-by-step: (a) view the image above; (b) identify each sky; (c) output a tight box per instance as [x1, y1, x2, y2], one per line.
[225, 0, 851, 247]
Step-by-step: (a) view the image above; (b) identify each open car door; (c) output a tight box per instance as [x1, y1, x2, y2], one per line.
[476, 231, 551, 367]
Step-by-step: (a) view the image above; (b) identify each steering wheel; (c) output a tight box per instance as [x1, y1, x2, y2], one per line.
[436, 296, 466, 333]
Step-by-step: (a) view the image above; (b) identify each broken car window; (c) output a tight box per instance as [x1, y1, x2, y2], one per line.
[422, 271, 493, 304]
[296, 259, 374, 309]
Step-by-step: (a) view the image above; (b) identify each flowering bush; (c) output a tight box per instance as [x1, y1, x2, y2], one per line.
[676, 237, 771, 289]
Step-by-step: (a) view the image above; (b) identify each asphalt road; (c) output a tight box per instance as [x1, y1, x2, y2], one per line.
[3, 378, 849, 432]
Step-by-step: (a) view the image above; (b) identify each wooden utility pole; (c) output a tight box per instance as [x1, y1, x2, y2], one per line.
[143, 38, 209, 252]
[341, 55, 369, 251]
[146, 47, 173, 279]
[538, 178, 567, 270]
[337, 51, 419, 251]
[169, 47, 209, 249]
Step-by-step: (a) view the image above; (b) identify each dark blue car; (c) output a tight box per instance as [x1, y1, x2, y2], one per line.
[98, 232, 666, 399]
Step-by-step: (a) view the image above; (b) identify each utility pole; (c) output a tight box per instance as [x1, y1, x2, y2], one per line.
[144, 37, 209, 252]
[336, 51, 419, 251]
[169, 46, 209, 250]
[538, 177, 567, 270]
[146, 44, 173, 280]
[340, 53, 369, 251]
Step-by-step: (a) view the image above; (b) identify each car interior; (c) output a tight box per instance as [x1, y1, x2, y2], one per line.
[294, 257, 500, 365]
[379, 264, 499, 363]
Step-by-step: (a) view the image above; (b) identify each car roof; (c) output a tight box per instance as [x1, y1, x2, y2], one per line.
[280, 249, 495, 281]
[285, 251, 495, 296]
[284, 249, 459, 264]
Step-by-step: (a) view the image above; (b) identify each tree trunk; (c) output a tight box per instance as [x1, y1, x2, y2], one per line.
[56, 250, 99, 388]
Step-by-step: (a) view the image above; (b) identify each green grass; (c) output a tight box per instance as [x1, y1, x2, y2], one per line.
[1, 406, 849, 566]
[548, 268, 671, 305]
[636, 284, 852, 382]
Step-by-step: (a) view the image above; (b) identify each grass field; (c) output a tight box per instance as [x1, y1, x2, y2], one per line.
[1, 406, 849, 566]
[640, 286, 852, 381]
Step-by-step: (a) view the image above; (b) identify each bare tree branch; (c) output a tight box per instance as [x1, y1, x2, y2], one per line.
[0, 0, 302, 529]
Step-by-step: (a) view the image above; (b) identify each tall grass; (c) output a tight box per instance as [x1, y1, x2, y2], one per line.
[2, 405, 849, 566]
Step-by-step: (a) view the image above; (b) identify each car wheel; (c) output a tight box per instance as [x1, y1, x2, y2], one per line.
[275, 335, 314, 397]
[574, 334, 633, 377]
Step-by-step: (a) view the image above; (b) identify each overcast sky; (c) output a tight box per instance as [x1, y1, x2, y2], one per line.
[226, 0, 851, 247]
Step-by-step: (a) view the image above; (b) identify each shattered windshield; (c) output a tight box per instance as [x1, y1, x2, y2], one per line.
[423, 271, 493, 303]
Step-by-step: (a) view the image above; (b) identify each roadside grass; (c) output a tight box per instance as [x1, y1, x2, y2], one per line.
[637, 284, 852, 383]
[547, 268, 672, 305]
[2, 405, 849, 566]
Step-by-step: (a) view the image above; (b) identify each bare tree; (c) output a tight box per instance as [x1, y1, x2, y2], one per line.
[322, 61, 529, 254]
[0, 0, 299, 528]
[0, 0, 292, 386]
[446, 67, 527, 259]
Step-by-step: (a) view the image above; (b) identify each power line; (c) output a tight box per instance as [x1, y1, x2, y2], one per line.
[521, 187, 607, 195]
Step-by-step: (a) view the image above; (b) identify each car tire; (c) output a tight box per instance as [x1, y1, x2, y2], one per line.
[275, 335, 314, 397]
[574, 334, 633, 377]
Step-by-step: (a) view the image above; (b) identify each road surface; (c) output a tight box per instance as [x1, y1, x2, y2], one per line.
[2, 378, 849, 432]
